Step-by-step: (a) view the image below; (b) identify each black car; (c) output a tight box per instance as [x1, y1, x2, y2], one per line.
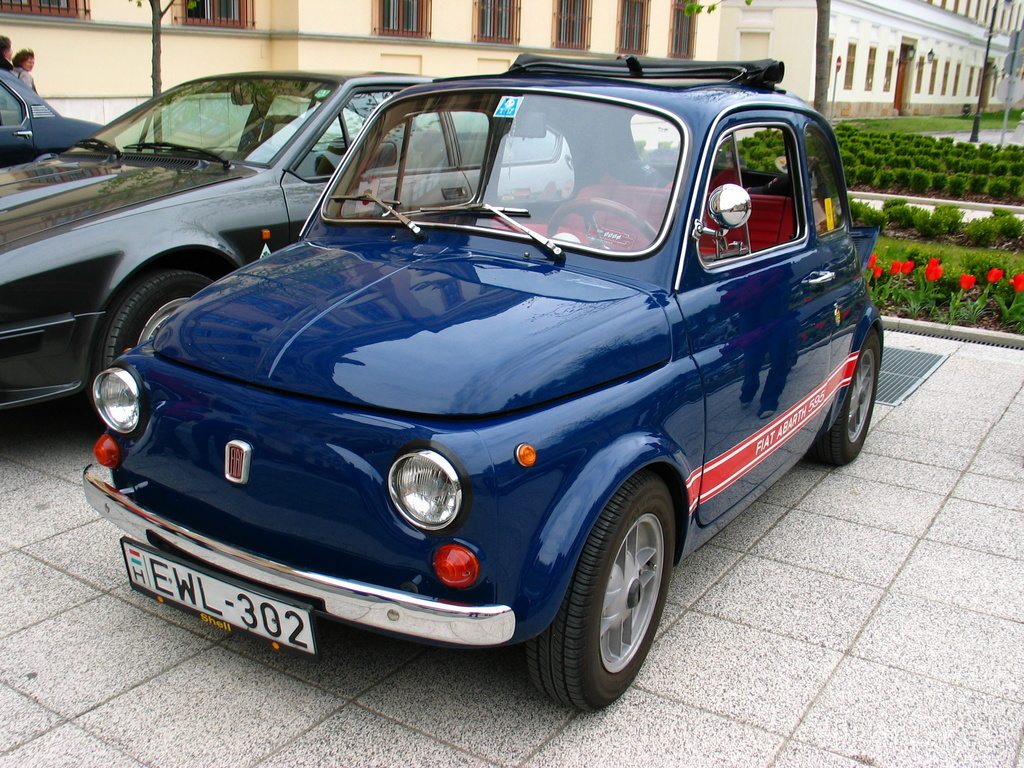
[0, 70, 100, 167]
[0, 71, 426, 409]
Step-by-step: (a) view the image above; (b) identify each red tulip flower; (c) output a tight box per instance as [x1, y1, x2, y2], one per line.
[925, 263, 943, 282]
[988, 268, 1005, 284]
[1012, 273, 1024, 292]
[959, 274, 977, 290]
[928, 257, 941, 268]
[872, 265, 883, 279]
[890, 261, 903, 275]
[867, 253, 877, 269]
[901, 260, 915, 274]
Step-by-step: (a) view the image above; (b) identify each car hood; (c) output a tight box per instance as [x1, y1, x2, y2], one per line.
[153, 243, 671, 416]
[0, 158, 254, 247]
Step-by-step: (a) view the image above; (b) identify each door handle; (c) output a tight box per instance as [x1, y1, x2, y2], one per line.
[13, 130, 32, 139]
[802, 271, 835, 285]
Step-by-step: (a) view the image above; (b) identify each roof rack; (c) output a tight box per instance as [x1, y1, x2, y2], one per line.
[507, 54, 785, 90]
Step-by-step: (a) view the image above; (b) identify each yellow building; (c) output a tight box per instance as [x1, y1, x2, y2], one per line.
[1, 0, 1019, 121]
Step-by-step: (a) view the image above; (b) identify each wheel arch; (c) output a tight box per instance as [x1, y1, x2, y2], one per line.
[102, 246, 241, 313]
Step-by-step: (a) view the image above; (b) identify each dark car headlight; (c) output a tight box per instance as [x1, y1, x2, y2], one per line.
[92, 366, 144, 434]
[388, 449, 465, 531]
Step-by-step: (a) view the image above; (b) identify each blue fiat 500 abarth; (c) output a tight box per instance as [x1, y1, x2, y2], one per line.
[85, 56, 882, 710]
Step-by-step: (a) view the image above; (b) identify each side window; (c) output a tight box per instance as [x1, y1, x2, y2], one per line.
[0, 84, 24, 126]
[805, 126, 846, 235]
[294, 91, 396, 181]
[698, 124, 799, 262]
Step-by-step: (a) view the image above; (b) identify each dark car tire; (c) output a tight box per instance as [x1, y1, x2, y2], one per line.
[810, 329, 881, 466]
[526, 470, 674, 710]
[95, 270, 213, 370]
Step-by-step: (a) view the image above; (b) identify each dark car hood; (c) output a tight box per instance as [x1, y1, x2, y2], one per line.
[0, 158, 254, 247]
[153, 244, 671, 416]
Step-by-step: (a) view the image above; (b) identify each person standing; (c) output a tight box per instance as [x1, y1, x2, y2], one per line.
[0, 37, 13, 72]
[12, 49, 35, 91]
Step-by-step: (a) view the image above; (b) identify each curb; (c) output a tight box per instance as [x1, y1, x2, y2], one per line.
[881, 315, 1024, 349]
[852, 191, 1024, 216]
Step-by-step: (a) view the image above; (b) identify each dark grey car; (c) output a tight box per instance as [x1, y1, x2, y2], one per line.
[0, 71, 426, 409]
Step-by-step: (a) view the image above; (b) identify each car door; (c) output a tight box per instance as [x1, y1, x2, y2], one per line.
[0, 79, 35, 166]
[677, 115, 838, 527]
[281, 89, 403, 240]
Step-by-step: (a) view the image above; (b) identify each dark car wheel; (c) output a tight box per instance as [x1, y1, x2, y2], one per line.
[810, 329, 881, 465]
[526, 470, 674, 710]
[96, 270, 213, 370]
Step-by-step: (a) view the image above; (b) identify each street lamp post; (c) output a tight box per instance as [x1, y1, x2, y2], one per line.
[970, 0, 1007, 142]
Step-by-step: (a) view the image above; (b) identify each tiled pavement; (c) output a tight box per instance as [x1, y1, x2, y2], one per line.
[1, 329, 1022, 767]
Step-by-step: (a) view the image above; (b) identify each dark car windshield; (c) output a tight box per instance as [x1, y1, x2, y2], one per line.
[322, 91, 683, 257]
[80, 77, 337, 164]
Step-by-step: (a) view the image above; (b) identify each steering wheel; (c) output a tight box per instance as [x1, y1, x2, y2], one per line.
[547, 197, 658, 250]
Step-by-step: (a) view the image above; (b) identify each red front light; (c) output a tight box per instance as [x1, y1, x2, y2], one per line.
[93, 434, 122, 469]
[433, 543, 480, 589]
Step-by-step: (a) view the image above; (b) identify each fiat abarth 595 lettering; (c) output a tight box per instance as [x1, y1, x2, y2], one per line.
[84, 55, 882, 710]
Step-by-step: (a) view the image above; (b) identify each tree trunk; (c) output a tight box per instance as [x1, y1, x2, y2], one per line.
[151, 0, 162, 97]
[813, 0, 831, 114]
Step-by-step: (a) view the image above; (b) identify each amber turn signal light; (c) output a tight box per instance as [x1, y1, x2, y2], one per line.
[515, 443, 537, 467]
[432, 543, 480, 589]
[93, 433, 122, 469]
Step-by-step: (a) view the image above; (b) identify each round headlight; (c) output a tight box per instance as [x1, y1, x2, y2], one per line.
[93, 367, 142, 434]
[388, 450, 463, 531]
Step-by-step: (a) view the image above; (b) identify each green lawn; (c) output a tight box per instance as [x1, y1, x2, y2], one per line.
[844, 110, 1023, 135]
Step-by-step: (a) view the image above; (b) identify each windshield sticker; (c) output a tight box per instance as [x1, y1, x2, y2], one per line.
[315, 89, 332, 99]
[494, 96, 523, 119]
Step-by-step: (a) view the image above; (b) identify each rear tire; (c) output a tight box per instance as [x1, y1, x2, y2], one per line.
[95, 270, 212, 370]
[810, 330, 880, 465]
[526, 470, 674, 710]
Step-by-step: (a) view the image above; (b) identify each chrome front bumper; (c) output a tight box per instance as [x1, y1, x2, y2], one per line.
[83, 465, 516, 646]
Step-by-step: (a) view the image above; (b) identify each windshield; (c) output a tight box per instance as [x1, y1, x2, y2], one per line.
[81, 77, 337, 164]
[322, 91, 683, 256]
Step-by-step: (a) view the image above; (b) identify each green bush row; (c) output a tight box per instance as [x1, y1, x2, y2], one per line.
[846, 165, 1023, 200]
[850, 199, 1024, 245]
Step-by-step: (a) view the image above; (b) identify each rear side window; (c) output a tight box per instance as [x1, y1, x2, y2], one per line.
[0, 83, 24, 127]
[804, 126, 846, 236]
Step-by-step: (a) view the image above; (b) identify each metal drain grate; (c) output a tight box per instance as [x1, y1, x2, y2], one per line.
[876, 347, 947, 406]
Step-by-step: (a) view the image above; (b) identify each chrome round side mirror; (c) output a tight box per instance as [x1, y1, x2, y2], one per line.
[707, 183, 752, 230]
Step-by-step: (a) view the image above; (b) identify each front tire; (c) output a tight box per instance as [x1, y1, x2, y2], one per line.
[810, 329, 881, 465]
[95, 270, 212, 370]
[526, 470, 674, 710]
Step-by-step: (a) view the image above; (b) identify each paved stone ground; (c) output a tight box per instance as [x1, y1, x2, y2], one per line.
[1, 329, 1022, 768]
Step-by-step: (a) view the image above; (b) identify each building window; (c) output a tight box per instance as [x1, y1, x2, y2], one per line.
[554, 0, 591, 50]
[929, 59, 938, 94]
[378, 0, 431, 38]
[953, 0, 959, 11]
[618, 0, 649, 54]
[669, 2, 695, 58]
[967, 66, 975, 95]
[865, 46, 877, 90]
[883, 49, 895, 91]
[941, 61, 950, 94]
[183, 0, 252, 28]
[0, 0, 89, 17]
[953, 62, 962, 94]
[843, 43, 857, 90]
[915, 56, 925, 93]
[476, 0, 520, 43]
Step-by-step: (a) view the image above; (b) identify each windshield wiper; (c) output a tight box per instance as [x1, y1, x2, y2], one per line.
[124, 142, 230, 169]
[331, 192, 424, 239]
[414, 202, 563, 260]
[72, 137, 122, 159]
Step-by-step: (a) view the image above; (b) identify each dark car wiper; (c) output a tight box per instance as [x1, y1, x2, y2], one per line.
[72, 137, 122, 159]
[124, 142, 230, 170]
[415, 202, 563, 260]
[331, 192, 424, 239]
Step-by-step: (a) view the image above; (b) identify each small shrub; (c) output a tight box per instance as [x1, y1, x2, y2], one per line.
[858, 166, 877, 186]
[876, 169, 896, 188]
[991, 212, 1024, 239]
[856, 205, 888, 229]
[930, 173, 947, 193]
[931, 204, 964, 236]
[946, 174, 969, 197]
[888, 203, 917, 229]
[973, 160, 992, 175]
[965, 218, 998, 247]
[991, 161, 1009, 176]
[1010, 161, 1024, 176]
[987, 178, 1010, 199]
[894, 168, 912, 187]
[1005, 177, 1022, 198]
[967, 175, 989, 194]
[882, 197, 908, 211]
[909, 171, 930, 194]
[913, 209, 944, 239]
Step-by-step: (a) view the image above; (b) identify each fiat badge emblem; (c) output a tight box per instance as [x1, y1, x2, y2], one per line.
[224, 440, 252, 484]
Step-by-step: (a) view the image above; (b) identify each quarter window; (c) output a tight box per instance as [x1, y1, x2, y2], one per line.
[0, 82, 25, 126]
[804, 126, 846, 236]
